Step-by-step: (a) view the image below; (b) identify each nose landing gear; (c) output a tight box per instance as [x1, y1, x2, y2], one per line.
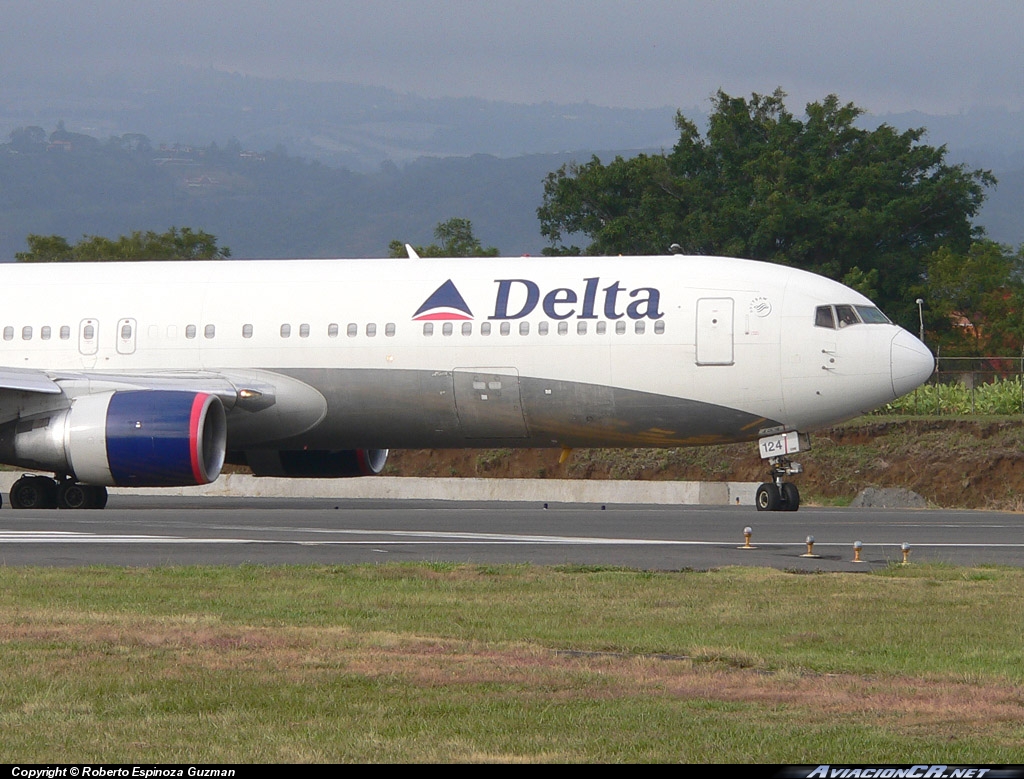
[755, 431, 808, 512]
[755, 456, 803, 512]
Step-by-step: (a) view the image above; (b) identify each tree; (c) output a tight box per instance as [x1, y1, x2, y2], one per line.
[538, 89, 994, 325]
[16, 228, 231, 262]
[389, 218, 499, 258]
[8, 126, 47, 153]
[916, 241, 1024, 355]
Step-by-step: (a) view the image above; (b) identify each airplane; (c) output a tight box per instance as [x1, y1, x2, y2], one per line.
[0, 252, 934, 511]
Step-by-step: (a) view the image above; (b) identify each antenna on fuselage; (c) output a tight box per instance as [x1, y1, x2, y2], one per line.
[669, 243, 684, 255]
[405, 244, 421, 259]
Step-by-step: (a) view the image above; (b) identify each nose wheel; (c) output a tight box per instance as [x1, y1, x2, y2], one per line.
[756, 481, 800, 511]
[755, 456, 802, 512]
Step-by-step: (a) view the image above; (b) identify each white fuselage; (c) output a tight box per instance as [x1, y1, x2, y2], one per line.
[0, 254, 933, 454]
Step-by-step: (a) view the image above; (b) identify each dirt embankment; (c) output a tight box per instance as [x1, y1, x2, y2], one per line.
[383, 419, 1024, 510]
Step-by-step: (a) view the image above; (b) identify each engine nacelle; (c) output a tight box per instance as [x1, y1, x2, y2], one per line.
[13, 390, 227, 487]
[242, 448, 389, 478]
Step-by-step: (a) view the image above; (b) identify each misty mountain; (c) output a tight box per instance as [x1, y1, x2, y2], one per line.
[0, 68, 680, 172]
[1, 67, 1021, 257]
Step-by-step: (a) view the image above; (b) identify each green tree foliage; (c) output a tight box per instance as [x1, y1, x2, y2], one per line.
[389, 217, 500, 258]
[916, 241, 1024, 355]
[538, 89, 994, 324]
[16, 227, 231, 262]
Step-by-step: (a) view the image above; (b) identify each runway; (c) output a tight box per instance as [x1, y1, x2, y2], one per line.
[0, 496, 1021, 569]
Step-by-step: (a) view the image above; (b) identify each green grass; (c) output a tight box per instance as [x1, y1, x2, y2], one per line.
[2, 564, 1024, 762]
[881, 378, 1024, 415]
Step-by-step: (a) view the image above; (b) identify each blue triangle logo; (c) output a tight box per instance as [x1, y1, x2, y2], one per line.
[413, 279, 474, 320]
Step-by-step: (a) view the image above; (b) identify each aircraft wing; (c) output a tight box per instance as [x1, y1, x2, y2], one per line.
[0, 367, 62, 394]
[0, 366, 327, 442]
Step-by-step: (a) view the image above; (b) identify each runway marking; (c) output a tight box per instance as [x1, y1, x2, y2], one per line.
[2, 529, 1024, 549]
[0, 531, 247, 544]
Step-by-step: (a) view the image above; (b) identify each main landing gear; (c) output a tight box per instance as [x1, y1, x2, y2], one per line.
[9, 475, 108, 510]
[755, 455, 802, 512]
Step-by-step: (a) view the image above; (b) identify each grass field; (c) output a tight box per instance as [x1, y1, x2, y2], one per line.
[1, 563, 1022, 762]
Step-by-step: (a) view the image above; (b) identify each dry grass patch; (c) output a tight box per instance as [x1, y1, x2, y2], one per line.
[3, 564, 1024, 761]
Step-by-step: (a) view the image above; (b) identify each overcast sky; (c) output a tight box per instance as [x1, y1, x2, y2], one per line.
[5, 0, 1023, 115]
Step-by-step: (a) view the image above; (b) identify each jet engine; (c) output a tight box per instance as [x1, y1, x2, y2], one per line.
[11, 390, 227, 487]
[240, 448, 389, 478]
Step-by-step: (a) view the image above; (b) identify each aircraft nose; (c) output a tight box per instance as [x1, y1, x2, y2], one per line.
[891, 329, 935, 398]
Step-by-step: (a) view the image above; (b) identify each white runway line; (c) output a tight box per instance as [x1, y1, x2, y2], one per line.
[2, 529, 1024, 549]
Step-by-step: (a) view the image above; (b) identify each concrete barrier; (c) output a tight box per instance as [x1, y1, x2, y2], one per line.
[0, 472, 760, 506]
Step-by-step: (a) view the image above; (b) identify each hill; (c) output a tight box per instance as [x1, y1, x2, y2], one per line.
[0, 137, 582, 260]
[3, 70, 1024, 259]
[383, 418, 1024, 510]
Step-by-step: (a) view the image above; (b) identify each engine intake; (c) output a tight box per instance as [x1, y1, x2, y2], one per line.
[13, 390, 227, 487]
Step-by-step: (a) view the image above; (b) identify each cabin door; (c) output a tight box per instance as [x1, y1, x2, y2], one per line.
[78, 318, 99, 367]
[695, 298, 735, 366]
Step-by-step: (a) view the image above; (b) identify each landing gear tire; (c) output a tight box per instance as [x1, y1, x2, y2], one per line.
[57, 482, 108, 510]
[780, 482, 800, 512]
[57, 481, 88, 510]
[755, 483, 781, 511]
[10, 475, 58, 509]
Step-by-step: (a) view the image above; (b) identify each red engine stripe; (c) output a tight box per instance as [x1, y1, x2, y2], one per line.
[189, 393, 209, 483]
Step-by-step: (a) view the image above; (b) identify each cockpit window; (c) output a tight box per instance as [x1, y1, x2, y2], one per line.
[815, 304, 891, 329]
[855, 305, 891, 324]
[835, 305, 858, 327]
[815, 306, 836, 329]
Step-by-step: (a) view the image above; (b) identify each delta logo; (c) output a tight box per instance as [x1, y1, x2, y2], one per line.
[412, 279, 474, 321]
[413, 278, 664, 321]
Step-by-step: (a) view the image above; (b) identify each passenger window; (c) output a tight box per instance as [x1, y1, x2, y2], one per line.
[205, 324, 216, 339]
[328, 323, 339, 337]
[347, 323, 357, 337]
[654, 320, 665, 334]
[3, 327, 12, 341]
[577, 321, 587, 335]
[41, 326, 51, 340]
[635, 321, 646, 334]
[299, 323, 310, 338]
[615, 321, 626, 335]
[596, 322, 607, 335]
[386, 323, 396, 337]
[60, 326, 71, 340]
[422, 322, 434, 336]
[22, 326, 32, 340]
[442, 323, 453, 336]
[480, 322, 491, 336]
[121, 323, 132, 340]
[558, 321, 568, 335]
[186, 324, 197, 339]
[280, 324, 291, 338]
[366, 323, 377, 337]
[815, 306, 836, 329]
[538, 322, 549, 336]
[243, 324, 254, 338]
[519, 321, 530, 335]
[500, 322, 510, 336]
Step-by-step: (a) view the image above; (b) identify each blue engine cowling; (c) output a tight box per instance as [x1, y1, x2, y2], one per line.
[66, 390, 228, 487]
